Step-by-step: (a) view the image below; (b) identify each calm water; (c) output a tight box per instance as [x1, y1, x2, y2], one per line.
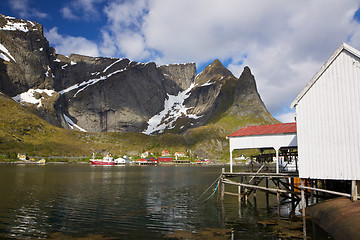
[0, 164, 330, 239]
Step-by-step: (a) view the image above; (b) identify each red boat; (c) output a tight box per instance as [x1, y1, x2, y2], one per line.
[90, 153, 114, 165]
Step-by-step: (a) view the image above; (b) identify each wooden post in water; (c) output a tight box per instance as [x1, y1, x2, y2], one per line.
[290, 177, 295, 214]
[305, 179, 309, 206]
[301, 178, 306, 217]
[301, 178, 307, 238]
[315, 180, 319, 203]
[310, 179, 314, 205]
[277, 179, 280, 216]
[265, 177, 269, 208]
[220, 168, 225, 201]
[244, 176, 248, 203]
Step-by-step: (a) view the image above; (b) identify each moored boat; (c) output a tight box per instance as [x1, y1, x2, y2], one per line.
[90, 153, 114, 165]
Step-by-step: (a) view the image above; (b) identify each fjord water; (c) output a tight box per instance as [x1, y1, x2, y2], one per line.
[0, 165, 329, 239]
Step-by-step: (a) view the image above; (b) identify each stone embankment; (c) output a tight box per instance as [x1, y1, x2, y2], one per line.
[306, 197, 360, 240]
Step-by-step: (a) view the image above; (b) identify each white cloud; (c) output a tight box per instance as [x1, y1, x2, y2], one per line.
[43, 0, 360, 120]
[61, 0, 104, 20]
[60, 6, 78, 20]
[45, 27, 100, 57]
[8, 0, 48, 19]
[276, 110, 296, 123]
[100, 0, 150, 59]
[138, 0, 360, 117]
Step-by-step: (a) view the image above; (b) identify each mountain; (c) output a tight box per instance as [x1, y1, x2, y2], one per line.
[0, 14, 279, 159]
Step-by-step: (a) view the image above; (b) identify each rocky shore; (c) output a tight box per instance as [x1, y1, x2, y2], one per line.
[306, 197, 360, 240]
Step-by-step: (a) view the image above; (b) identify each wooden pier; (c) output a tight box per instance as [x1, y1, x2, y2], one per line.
[218, 166, 359, 218]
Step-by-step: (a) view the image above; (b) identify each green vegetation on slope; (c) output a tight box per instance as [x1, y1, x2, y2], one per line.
[0, 87, 279, 162]
[0, 94, 190, 161]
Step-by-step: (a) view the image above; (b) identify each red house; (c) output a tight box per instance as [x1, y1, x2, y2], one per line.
[158, 157, 173, 162]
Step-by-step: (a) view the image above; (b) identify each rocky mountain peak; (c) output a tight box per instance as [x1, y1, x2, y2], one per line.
[0, 14, 54, 96]
[195, 59, 234, 86]
[0, 14, 43, 34]
[1, 13, 278, 135]
[158, 63, 196, 95]
[235, 66, 260, 101]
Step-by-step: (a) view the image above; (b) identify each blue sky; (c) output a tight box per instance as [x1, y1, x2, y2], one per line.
[1, 0, 360, 122]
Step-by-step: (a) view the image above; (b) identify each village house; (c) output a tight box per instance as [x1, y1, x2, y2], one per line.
[291, 42, 360, 200]
[17, 153, 27, 161]
[161, 150, 170, 156]
[141, 151, 152, 158]
[174, 152, 186, 158]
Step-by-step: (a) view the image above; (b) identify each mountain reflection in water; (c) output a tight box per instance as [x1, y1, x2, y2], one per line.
[0, 165, 330, 239]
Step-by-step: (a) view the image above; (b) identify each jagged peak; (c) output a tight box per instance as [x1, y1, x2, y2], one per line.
[195, 59, 235, 86]
[237, 66, 257, 92]
[204, 59, 227, 71]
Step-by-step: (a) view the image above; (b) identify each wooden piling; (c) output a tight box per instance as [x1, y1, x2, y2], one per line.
[301, 178, 306, 217]
[352, 180, 358, 202]
[220, 168, 225, 201]
[310, 179, 314, 205]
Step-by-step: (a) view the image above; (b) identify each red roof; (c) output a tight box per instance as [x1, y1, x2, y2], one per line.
[227, 122, 297, 137]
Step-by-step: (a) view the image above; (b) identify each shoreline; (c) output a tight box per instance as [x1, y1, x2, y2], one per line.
[0, 161, 234, 166]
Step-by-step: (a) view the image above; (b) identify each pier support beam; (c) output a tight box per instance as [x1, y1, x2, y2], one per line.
[301, 178, 306, 217]
[275, 148, 279, 174]
[352, 180, 358, 202]
[220, 168, 225, 201]
[230, 150, 233, 173]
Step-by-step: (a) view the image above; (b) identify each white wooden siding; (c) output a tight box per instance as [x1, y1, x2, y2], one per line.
[297, 50, 360, 180]
[229, 133, 297, 152]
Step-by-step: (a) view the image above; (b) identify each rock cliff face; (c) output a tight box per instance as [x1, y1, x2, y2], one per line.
[1, 14, 277, 134]
[0, 14, 55, 95]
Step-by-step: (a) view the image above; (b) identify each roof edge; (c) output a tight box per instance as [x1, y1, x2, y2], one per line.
[290, 42, 360, 108]
[227, 122, 297, 138]
[227, 131, 297, 138]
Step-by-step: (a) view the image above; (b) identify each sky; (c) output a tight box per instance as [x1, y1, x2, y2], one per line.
[1, 0, 360, 123]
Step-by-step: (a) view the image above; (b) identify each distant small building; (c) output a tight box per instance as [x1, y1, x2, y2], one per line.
[197, 159, 210, 164]
[161, 150, 170, 156]
[136, 157, 158, 165]
[158, 157, 173, 162]
[17, 153, 27, 161]
[38, 158, 46, 164]
[174, 152, 186, 158]
[141, 151, 152, 158]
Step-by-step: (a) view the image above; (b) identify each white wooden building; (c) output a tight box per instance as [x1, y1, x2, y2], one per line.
[227, 123, 297, 173]
[291, 43, 360, 180]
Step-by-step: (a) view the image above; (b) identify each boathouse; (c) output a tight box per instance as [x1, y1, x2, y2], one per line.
[227, 122, 297, 173]
[291, 43, 360, 183]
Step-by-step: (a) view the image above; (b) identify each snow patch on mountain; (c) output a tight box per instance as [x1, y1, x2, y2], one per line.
[103, 59, 122, 72]
[143, 83, 202, 135]
[0, 43, 16, 62]
[12, 89, 56, 108]
[0, 15, 37, 32]
[63, 114, 87, 132]
[59, 68, 126, 97]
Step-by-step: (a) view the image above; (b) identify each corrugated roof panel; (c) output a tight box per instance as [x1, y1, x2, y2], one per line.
[228, 122, 297, 137]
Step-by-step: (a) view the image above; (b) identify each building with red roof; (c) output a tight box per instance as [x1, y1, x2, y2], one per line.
[227, 122, 297, 173]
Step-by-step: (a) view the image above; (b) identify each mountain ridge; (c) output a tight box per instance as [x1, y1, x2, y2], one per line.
[0, 14, 279, 159]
